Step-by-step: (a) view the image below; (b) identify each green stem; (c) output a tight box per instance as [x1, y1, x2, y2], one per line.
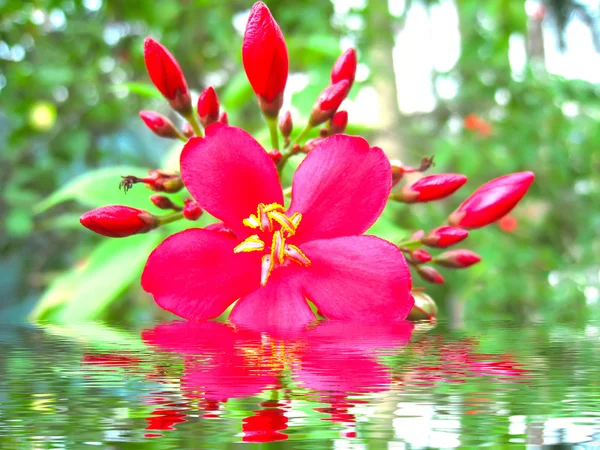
[157, 211, 185, 226]
[287, 124, 312, 150]
[184, 112, 203, 137]
[397, 239, 422, 250]
[265, 115, 280, 150]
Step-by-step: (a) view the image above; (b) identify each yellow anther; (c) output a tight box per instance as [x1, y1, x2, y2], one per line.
[268, 210, 296, 235]
[289, 212, 302, 228]
[243, 214, 260, 229]
[262, 203, 285, 213]
[233, 234, 265, 253]
[271, 230, 286, 265]
[260, 254, 275, 286]
[285, 244, 311, 267]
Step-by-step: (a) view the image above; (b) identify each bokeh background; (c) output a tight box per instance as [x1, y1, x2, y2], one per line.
[1, 0, 598, 325]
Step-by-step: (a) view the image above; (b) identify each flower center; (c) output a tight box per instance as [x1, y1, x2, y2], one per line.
[233, 203, 311, 286]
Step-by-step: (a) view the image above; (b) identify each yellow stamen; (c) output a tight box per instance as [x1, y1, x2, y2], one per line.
[260, 254, 276, 286]
[242, 214, 260, 229]
[233, 234, 265, 253]
[285, 244, 311, 267]
[268, 210, 296, 235]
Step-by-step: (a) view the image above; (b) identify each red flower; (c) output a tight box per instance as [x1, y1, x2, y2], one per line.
[400, 174, 467, 203]
[242, 1, 288, 116]
[448, 172, 534, 229]
[464, 114, 492, 137]
[139, 111, 182, 140]
[422, 226, 469, 248]
[309, 80, 350, 126]
[197, 86, 220, 128]
[80, 205, 156, 238]
[143, 38, 191, 115]
[142, 124, 412, 329]
[331, 48, 357, 88]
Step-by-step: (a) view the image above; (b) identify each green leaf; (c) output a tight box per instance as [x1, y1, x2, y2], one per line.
[51, 233, 161, 322]
[34, 166, 164, 214]
[111, 82, 163, 99]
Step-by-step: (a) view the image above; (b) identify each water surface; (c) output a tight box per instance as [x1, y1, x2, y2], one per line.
[0, 320, 598, 448]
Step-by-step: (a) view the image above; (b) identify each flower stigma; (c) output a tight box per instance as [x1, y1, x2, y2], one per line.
[233, 203, 311, 286]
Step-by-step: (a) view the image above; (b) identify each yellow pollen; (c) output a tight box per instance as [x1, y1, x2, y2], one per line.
[236, 203, 311, 286]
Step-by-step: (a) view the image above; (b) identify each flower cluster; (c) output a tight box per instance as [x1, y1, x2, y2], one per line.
[79, 2, 534, 325]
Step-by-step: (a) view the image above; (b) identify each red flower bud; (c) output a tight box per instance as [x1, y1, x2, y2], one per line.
[182, 122, 194, 138]
[331, 48, 357, 88]
[498, 214, 518, 233]
[120, 170, 183, 194]
[434, 249, 481, 268]
[422, 226, 469, 248]
[416, 266, 445, 284]
[309, 80, 350, 126]
[143, 38, 191, 115]
[278, 111, 293, 138]
[329, 110, 348, 134]
[150, 195, 181, 211]
[80, 205, 157, 238]
[411, 248, 432, 263]
[183, 198, 202, 221]
[197, 86, 220, 128]
[400, 174, 467, 203]
[139, 111, 182, 140]
[242, 1, 288, 117]
[448, 172, 534, 229]
[268, 149, 282, 164]
[218, 110, 229, 124]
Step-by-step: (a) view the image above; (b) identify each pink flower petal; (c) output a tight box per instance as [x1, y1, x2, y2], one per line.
[299, 235, 413, 321]
[181, 124, 283, 236]
[230, 265, 316, 334]
[288, 135, 391, 243]
[142, 228, 261, 320]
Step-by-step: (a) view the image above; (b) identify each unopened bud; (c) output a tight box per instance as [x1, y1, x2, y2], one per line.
[197, 86, 220, 128]
[144, 37, 191, 115]
[422, 226, 468, 248]
[399, 174, 467, 203]
[183, 198, 202, 221]
[331, 48, 357, 88]
[410, 248, 432, 263]
[329, 110, 348, 134]
[242, 1, 288, 117]
[416, 265, 445, 284]
[139, 111, 183, 140]
[182, 122, 194, 138]
[119, 170, 183, 194]
[278, 111, 293, 138]
[407, 291, 438, 320]
[218, 110, 229, 124]
[390, 160, 406, 186]
[448, 172, 534, 229]
[309, 80, 350, 126]
[150, 195, 181, 211]
[268, 149, 282, 164]
[434, 249, 481, 268]
[80, 205, 157, 238]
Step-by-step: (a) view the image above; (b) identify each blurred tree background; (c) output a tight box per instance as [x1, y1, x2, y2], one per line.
[0, 0, 598, 324]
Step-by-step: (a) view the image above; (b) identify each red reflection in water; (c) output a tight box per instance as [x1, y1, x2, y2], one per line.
[82, 320, 416, 441]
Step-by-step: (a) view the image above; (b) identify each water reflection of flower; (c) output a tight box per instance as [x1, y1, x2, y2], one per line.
[82, 320, 413, 442]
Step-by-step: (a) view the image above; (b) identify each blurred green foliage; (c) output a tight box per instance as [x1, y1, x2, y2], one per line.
[0, 0, 598, 324]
